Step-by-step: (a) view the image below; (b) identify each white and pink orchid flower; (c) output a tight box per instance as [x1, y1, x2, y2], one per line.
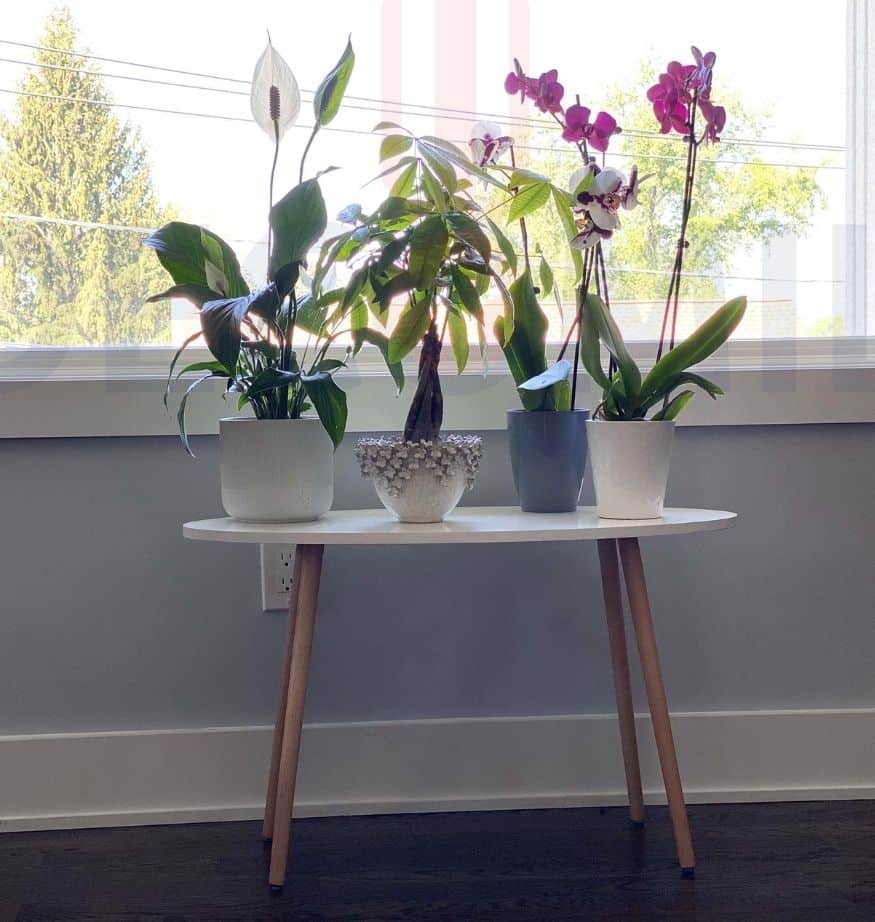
[468, 120, 513, 167]
[568, 164, 649, 249]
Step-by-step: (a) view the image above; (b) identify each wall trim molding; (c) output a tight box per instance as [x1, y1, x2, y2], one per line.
[2, 709, 874, 833]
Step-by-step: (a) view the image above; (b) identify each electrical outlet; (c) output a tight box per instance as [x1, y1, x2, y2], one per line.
[260, 544, 296, 611]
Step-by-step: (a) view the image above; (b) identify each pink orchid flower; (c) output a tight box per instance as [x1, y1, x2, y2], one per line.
[646, 72, 690, 135]
[562, 105, 621, 152]
[505, 62, 564, 113]
[469, 120, 513, 166]
[689, 46, 716, 99]
[697, 98, 726, 143]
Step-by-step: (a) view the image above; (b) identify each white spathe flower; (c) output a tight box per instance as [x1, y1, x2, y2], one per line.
[250, 40, 301, 141]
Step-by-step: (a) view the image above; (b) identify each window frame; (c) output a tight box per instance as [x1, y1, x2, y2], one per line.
[1, 2, 872, 436]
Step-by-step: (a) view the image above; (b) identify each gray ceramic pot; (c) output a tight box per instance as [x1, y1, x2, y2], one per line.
[507, 409, 590, 513]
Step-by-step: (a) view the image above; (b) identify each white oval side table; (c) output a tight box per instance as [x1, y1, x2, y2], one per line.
[184, 506, 737, 889]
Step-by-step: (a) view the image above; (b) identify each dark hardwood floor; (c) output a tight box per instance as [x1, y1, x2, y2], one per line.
[1, 801, 874, 920]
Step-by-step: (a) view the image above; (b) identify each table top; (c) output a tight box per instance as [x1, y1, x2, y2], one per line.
[183, 507, 736, 546]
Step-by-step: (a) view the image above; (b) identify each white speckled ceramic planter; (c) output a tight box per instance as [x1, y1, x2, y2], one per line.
[355, 435, 482, 523]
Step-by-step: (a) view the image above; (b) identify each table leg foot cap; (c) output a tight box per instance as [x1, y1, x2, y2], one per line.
[270, 884, 283, 893]
[681, 867, 695, 879]
[262, 836, 272, 845]
[631, 820, 645, 828]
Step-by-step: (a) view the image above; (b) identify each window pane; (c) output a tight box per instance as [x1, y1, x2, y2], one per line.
[0, 0, 853, 352]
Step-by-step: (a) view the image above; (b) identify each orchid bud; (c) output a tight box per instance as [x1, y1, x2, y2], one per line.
[250, 39, 300, 141]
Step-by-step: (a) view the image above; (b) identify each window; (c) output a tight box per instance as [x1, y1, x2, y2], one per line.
[0, 0, 872, 387]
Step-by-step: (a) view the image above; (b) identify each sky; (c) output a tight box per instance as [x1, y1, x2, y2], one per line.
[0, 0, 851, 337]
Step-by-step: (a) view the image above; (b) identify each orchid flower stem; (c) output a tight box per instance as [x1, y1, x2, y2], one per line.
[656, 89, 699, 364]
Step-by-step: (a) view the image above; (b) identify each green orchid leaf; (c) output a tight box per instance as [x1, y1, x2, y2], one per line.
[579, 297, 611, 391]
[496, 270, 551, 410]
[539, 254, 554, 297]
[313, 37, 355, 127]
[583, 293, 641, 400]
[652, 389, 695, 421]
[640, 296, 747, 402]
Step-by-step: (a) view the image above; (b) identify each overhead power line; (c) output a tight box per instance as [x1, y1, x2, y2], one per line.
[0, 37, 846, 154]
[0, 87, 839, 172]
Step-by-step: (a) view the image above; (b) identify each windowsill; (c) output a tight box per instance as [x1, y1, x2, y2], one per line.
[1, 338, 874, 439]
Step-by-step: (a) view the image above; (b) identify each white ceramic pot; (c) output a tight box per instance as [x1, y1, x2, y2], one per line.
[355, 435, 482, 523]
[219, 417, 333, 522]
[586, 420, 674, 519]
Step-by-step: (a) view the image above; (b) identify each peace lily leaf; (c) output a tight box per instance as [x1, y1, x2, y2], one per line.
[313, 37, 355, 127]
[177, 373, 221, 457]
[303, 375, 348, 447]
[518, 359, 571, 392]
[200, 288, 279, 372]
[407, 215, 449, 288]
[163, 330, 202, 408]
[244, 366, 301, 400]
[145, 284, 221, 308]
[379, 134, 413, 161]
[269, 179, 327, 275]
[176, 360, 228, 378]
[143, 222, 248, 298]
[388, 296, 431, 363]
[250, 39, 300, 141]
[507, 182, 551, 223]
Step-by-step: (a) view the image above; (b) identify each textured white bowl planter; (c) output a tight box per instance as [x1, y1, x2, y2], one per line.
[356, 435, 482, 523]
[586, 419, 675, 519]
[219, 417, 333, 523]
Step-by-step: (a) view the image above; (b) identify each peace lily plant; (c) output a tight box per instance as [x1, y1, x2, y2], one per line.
[144, 38, 364, 522]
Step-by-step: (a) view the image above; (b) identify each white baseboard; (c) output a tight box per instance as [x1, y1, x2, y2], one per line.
[2, 709, 874, 833]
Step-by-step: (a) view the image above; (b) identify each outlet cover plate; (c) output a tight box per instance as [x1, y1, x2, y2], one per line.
[260, 544, 296, 611]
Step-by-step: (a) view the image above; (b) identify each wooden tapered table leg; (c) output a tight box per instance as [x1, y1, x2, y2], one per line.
[268, 543, 325, 890]
[597, 539, 646, 825]
[618, 537, 695, 875]
[263, 550, 304, 841]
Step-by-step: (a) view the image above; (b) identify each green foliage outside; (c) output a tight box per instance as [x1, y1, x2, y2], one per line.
[0, 7, 175, 345]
